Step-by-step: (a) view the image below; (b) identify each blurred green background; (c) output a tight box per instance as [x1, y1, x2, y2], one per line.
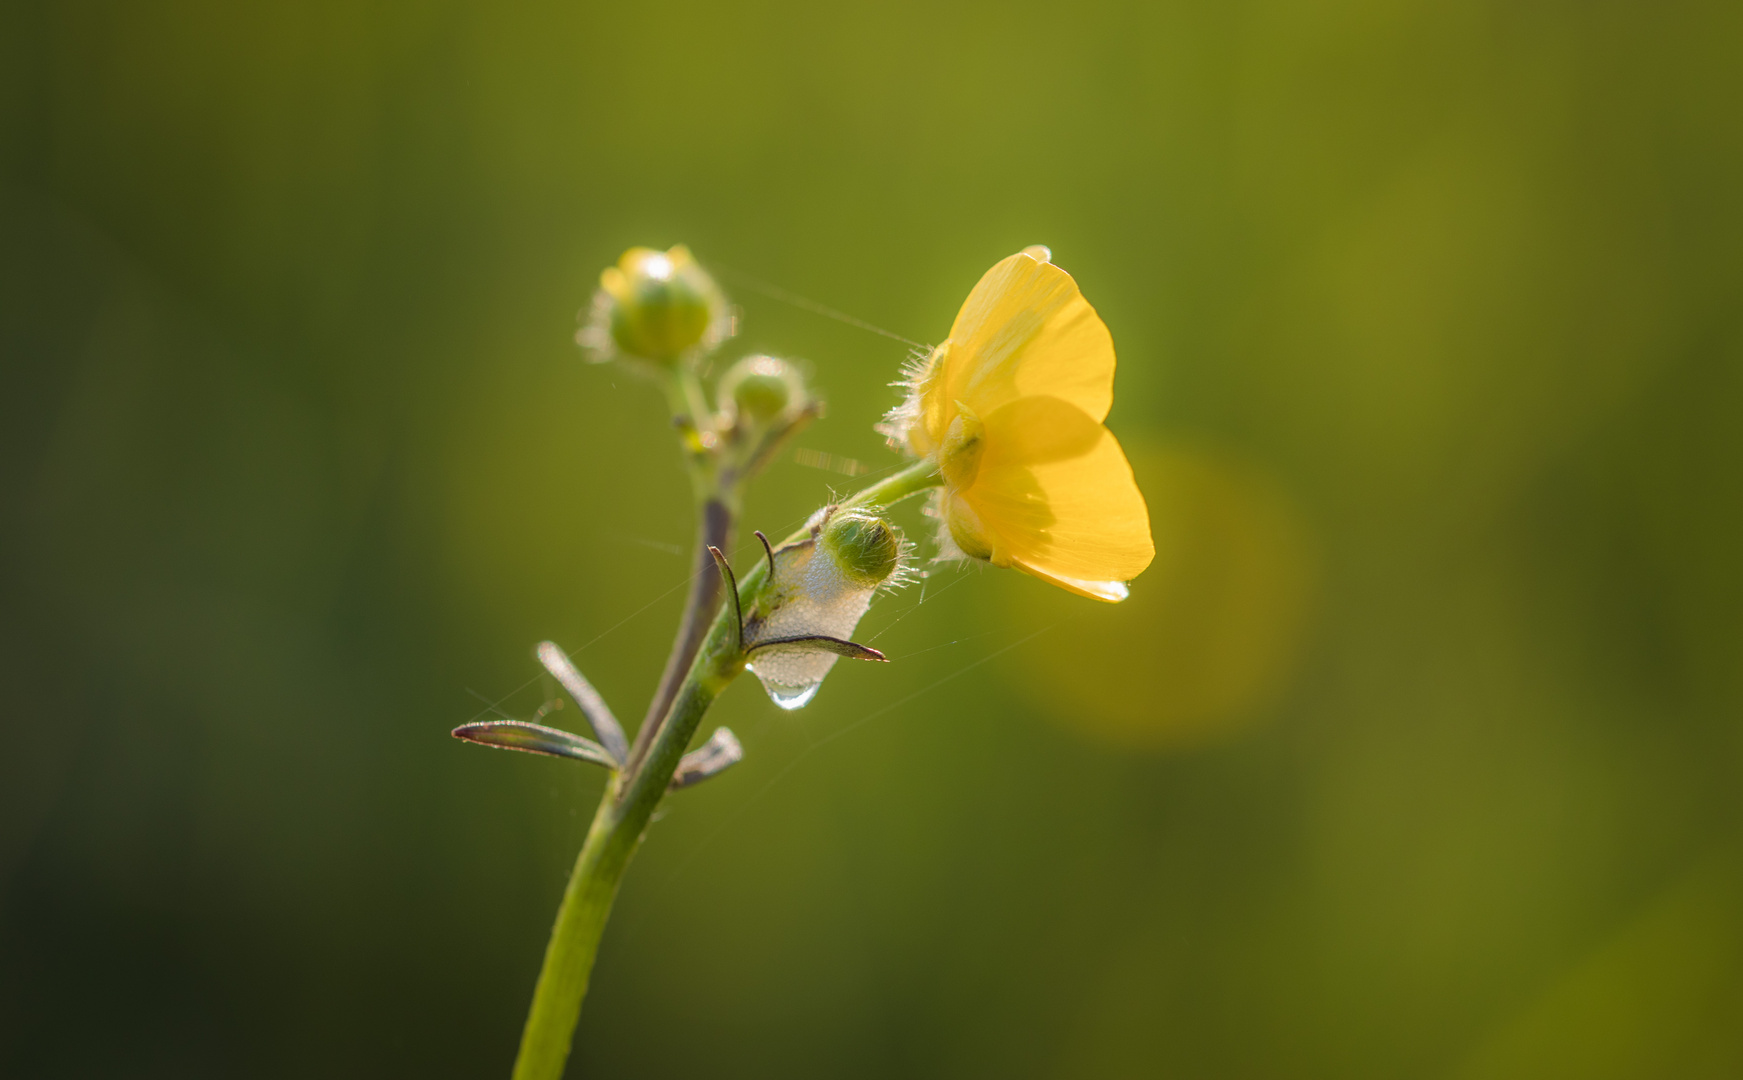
[3, 1, 1741, 1076]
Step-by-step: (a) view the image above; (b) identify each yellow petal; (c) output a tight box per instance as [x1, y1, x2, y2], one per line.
[963, 397, 1153, 587]
[1008, 562, 1130, 603]
[924, 250, 1116, 447]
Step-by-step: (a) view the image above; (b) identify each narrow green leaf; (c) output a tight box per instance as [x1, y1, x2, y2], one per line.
[536, 641, 629, 763]
[669, 727, 745, 790]
[451, 721, 617, 768]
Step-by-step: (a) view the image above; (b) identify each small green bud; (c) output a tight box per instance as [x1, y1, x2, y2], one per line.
[820, 509, 902, 586]
[589, 245, 727, 364]
[740, 510, 911, 709]
[719, 355, 806, 424]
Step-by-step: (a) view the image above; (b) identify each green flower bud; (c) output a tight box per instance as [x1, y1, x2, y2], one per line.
[820, 509, 902, 587]
[583, 244, 727, 365]
[718, 354, 806, 424]
[740, 509, 909, 710]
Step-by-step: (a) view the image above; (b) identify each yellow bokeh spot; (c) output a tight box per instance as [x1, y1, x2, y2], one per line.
[1006, 443, 1315, 751]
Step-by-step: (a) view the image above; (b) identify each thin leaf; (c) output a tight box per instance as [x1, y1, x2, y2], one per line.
[452, 720, 617, 768]
[669, 727, 745, 790]
[536, 641, 628, 763]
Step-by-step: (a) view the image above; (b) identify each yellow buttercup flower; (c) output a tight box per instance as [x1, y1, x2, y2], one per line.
[885, 246, 1153, 602]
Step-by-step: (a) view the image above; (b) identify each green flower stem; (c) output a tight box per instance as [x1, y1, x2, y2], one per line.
[841, 457, 943, 512]
[675, 368, 714, 447]
[512, 604, 743, 1080]
[508, 778, 634, 1080]
[634, 369, 736, 772]
[508, 454, 942, 1080]
[631, 494, 734, 772]
[657, 367, 718, 496]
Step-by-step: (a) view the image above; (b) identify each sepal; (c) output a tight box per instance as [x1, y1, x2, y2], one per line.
[746, 635, 887, 663]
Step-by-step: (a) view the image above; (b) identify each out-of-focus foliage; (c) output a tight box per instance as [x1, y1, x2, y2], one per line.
[2, 1, 1739, 1077]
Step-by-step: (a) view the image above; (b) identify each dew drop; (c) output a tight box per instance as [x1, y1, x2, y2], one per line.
[740, 533, 892, 712]
[765, 682, 821, 710]
[747, 642, 841, 711]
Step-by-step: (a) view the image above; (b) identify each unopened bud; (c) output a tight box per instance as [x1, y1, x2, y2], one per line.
[821, 509, 901, 586]
[583, 245, 727, 365]
[741, 509, 908, 709]
[719, 354, 806, 424]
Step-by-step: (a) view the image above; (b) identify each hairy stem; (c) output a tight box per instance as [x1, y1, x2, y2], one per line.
[840, 457, 942, 514]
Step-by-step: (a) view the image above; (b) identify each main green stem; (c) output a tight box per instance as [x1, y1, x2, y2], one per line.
[511, 616, 740, 1080]
[509, 446, 941, 1080]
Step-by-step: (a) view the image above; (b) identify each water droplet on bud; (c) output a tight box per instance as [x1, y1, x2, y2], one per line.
[741, 510, 908, 710]
[754, 675, 822, 711]
[747, 646, 838, 710]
